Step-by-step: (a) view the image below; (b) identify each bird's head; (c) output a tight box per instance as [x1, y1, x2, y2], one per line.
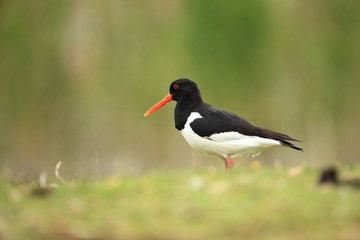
[144, 78, 201, 116]
[169, 78, 201, 101]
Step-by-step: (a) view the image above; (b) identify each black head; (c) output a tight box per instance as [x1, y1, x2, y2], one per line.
[169, 78, 202, 102]
[144, 78, 203, 117]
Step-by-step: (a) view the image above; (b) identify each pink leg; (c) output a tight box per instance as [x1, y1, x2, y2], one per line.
[223, 155, 234, 170]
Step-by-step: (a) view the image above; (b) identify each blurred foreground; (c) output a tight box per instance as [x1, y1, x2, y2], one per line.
[1, 166, 360, 239]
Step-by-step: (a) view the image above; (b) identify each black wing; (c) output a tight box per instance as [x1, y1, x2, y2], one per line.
[191, 104, 303, 151]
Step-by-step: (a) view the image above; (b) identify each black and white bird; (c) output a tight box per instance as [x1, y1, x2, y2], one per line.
[144, 78, 302, 169]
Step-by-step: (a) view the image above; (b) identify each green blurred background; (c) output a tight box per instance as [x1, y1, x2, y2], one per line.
[1, 0, 359, 178]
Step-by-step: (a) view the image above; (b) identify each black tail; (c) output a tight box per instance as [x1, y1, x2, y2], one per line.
[259, 128, 303, 151]
[280, 140, 303, 151]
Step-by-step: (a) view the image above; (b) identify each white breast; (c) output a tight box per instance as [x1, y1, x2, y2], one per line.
[180, 112, 282, 158]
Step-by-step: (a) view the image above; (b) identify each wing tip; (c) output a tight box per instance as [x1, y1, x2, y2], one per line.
[280, 140, 303, 151]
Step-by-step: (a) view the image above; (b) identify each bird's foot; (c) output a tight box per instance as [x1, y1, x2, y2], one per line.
[224, 156, 234, 170]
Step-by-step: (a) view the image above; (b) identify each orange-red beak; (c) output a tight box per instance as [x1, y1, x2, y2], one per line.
[144, 93, 173, 116]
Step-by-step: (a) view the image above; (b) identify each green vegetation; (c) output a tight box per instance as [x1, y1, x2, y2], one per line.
[1, 1, 360, 175]
[1, 166, 359, 240]
[1, 2, 359, 239]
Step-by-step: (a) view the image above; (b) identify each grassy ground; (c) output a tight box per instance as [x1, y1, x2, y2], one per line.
[0, 166, 359, 240]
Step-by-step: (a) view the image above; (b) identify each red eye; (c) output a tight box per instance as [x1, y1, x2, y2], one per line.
[173, 84, 180, 89]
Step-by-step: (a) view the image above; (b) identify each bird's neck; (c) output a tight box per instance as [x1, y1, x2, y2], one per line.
[174, 94, 203, 130]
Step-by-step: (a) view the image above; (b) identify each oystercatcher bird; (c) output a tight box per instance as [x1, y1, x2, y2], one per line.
[144, 78, 302, 169]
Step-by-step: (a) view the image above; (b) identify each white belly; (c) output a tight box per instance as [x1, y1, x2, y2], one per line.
[180, 112, 282, 158]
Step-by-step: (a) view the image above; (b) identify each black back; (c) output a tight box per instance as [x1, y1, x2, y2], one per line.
[171, 78, 302, 151]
